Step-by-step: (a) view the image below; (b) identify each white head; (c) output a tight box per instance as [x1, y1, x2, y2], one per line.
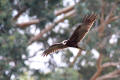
[61, 40, 68, 45]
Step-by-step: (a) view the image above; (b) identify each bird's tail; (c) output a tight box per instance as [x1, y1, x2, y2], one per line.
[82, 13, 97, 24]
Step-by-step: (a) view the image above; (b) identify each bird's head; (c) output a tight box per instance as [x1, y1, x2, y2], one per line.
[61, 40, 68, 45]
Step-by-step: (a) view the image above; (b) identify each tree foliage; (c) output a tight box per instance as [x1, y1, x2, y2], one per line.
[0, 0, 120, 80]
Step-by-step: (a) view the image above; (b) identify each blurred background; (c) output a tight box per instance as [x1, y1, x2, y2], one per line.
[0, 0, 120, 80]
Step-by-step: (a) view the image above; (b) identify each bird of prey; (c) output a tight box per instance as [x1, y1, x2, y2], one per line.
[42, 13, 97, 56]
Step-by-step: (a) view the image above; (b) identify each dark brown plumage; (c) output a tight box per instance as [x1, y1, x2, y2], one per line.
[42, 13, 97, 56]
[42, 43, 68, 56]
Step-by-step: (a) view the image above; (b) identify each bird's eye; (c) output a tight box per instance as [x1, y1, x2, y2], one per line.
[63, 41, 66, 44]
[62, 40, 67, 45]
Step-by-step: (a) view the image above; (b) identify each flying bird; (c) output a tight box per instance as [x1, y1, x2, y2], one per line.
[42, 13, 97, 56]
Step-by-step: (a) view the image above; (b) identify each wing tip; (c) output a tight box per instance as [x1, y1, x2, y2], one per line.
[82, 13, 97, 24]
[41, 52, 49, 57]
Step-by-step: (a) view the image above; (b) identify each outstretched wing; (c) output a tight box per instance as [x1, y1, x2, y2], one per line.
[42, 43, 67, 56]
[67, 13, 97, 45]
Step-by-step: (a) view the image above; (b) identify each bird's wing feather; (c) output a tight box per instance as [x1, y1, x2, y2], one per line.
[82, 13, 97, 24]
[67, 24, 82, 44]
[67, 25, 87, 45]
[67, 13, 97, 45]
[42, 43, 67, 56]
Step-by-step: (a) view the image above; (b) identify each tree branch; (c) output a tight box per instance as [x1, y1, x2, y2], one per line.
[100, 0, 106, 23]
[97, 69, 120, 80]
[90, 53, 103, 80]
[102, 61, 120, 68]
[98, 3, 117, 35]
[109, 16, 120, 22]
[28, 10, 76, 44]
[69, 50, 82, 67]
[55, 5, 75, 16]
[90, 35, 120, 80]
[16, 19, 40, 28]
